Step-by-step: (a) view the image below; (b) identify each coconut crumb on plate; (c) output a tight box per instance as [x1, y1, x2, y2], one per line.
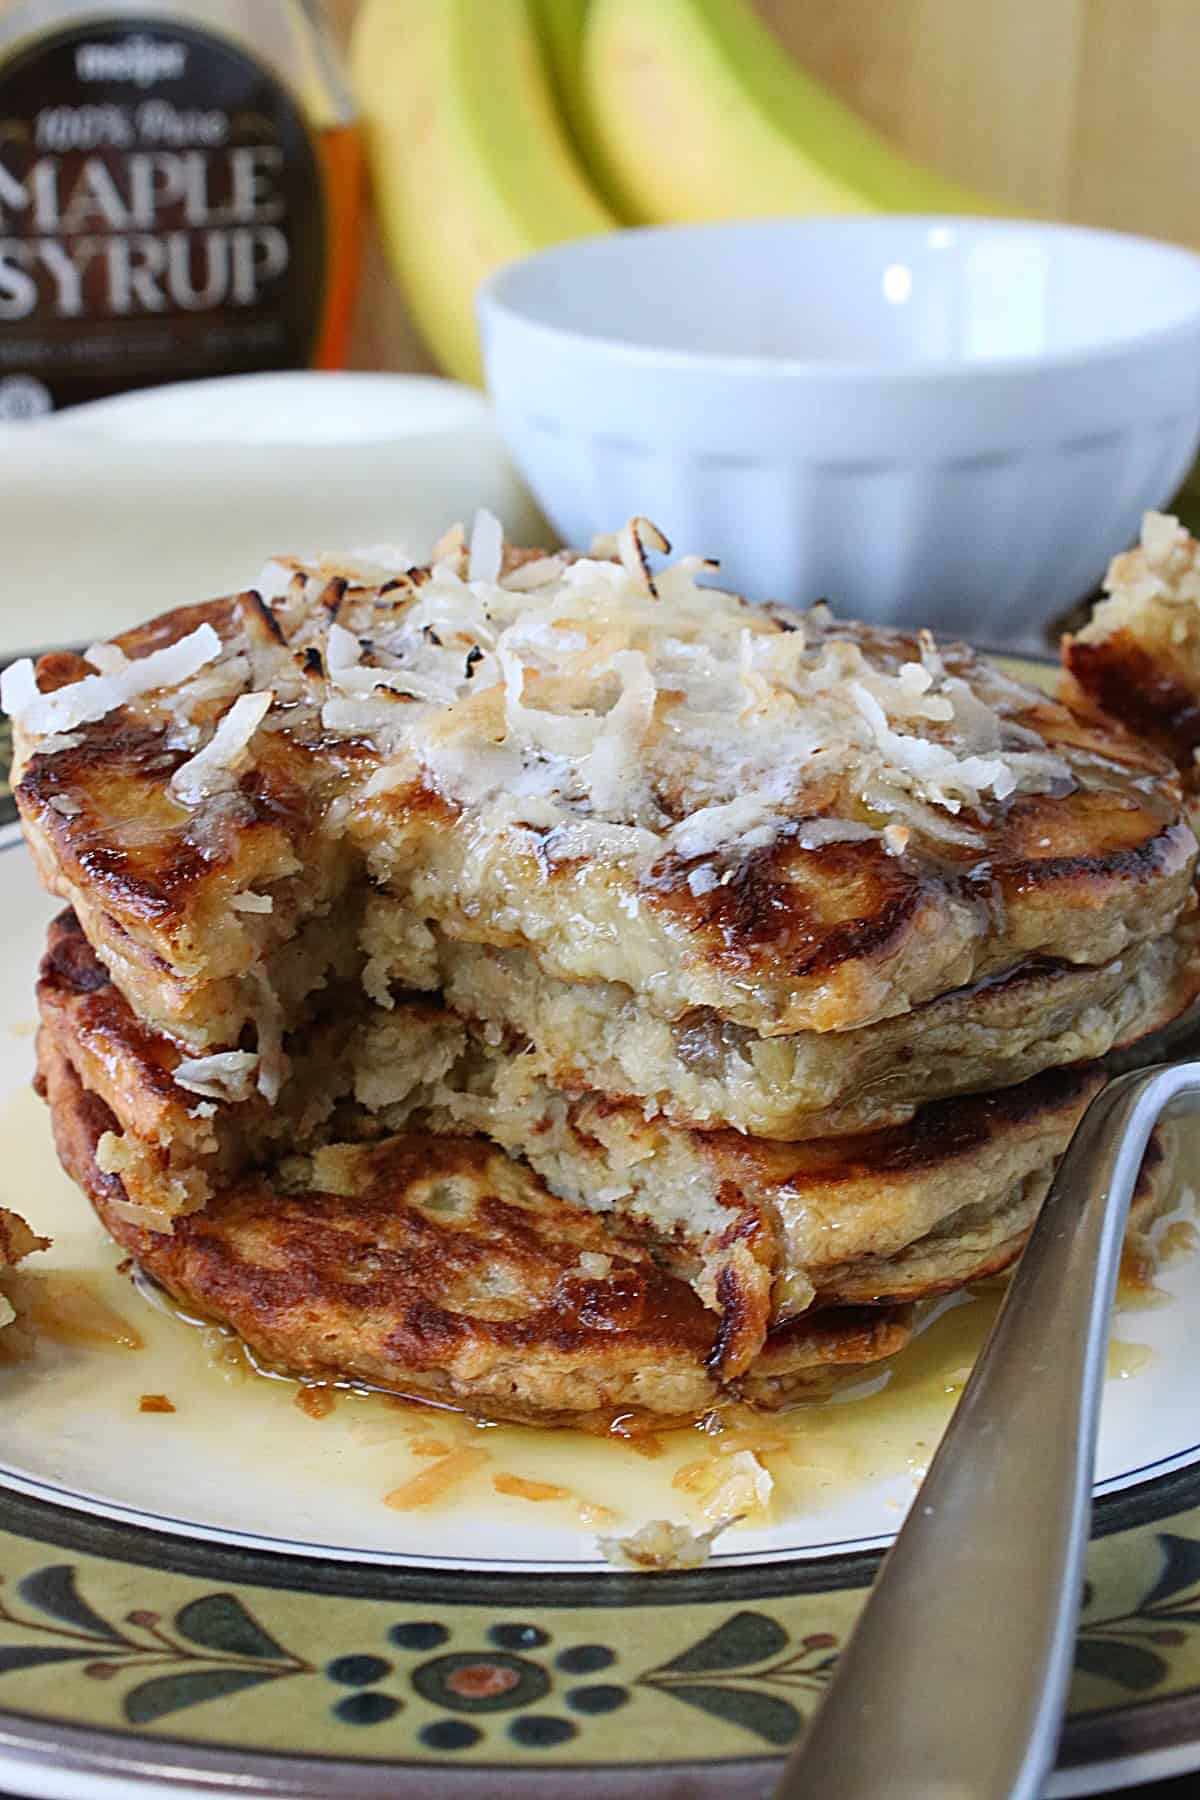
[0, 1206, 48, 1330]
[597, 1515, 741, 1571]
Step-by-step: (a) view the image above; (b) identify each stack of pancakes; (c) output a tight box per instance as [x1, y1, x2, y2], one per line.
[13, 517, 1200, 1430]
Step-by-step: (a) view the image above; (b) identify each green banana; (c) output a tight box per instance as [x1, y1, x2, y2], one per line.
[578, 0, 991, 224]
[353, 0, 615, 385]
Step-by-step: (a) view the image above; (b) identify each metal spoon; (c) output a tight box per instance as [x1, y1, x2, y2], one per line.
[775, 1057, 1200, 1800]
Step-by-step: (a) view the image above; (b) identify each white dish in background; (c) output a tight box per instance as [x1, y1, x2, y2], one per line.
[0, 372, 545, 656]
[479, 216, 1200, 641]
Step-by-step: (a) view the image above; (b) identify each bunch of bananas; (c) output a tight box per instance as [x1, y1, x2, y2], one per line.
[352, 0, 987, 384]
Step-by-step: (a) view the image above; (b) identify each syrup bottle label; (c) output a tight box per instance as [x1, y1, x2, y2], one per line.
[0, 14, 327, 415]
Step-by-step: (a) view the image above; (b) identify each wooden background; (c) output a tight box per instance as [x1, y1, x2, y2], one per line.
[328, 0, 1200, 377]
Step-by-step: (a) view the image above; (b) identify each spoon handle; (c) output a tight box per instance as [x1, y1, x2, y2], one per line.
[777, 1058, 1200, 1800]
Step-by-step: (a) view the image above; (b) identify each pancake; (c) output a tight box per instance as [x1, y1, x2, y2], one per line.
[1064, 511, 1200, 776]
[425, 1056, 1109, 1329]
[10, 530, 1195, 1090]
[0, 1206, 48, 1330]
[36, 1032, 913, 1432]
[439, 928, 1200, 1138]
[40, 909, 1133, 1380]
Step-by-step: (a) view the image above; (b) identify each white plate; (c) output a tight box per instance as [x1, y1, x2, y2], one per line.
[2, 699, 1200, 1796]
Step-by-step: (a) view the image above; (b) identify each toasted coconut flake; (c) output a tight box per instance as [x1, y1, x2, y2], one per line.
[849, 679, 1068, 814]
[698, 1449, 773, 1522]
[3, 623, 222, 737]
[571, 1252, 613, 1279]
[617, 516, 670, 598]
[384, 1447, 490, 1510]
[500, 643, 600, 757]
[1, 1206, 49, 1328]
[170, 690, 274, 805]
[1142, 510, 1188, 567]
[493, 1473, 571, 1501]
[918, 628, 946, 683]
[84, 642, 128, 676]
[468, 509, 504, 585]
[110, 1197, 176, 1232]
[321, 693, 410, 738]
[543, 818, 662, 863]
[231, 891, 273, 913]
[173, 1050, 260, 1103]
[797, 818, 880, 852]
[346, 544, 415, 574]
[502, 554, 567, 592]
[39, 734, 83, 758]
[598, 1515, 739, 1571]
[668, 796, 784, 861]
[0, 657, 38, 719]
[250, 968, 287, 1103]
[254, 557, 295, 602]
[326, 622, 458, 706]
[431, 521, 467, 575]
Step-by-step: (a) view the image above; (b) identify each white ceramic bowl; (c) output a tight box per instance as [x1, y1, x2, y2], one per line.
[479, 217, 1200, 640]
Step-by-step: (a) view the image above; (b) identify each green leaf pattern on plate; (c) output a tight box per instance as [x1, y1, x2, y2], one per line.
[0, 1568, 309, 1725]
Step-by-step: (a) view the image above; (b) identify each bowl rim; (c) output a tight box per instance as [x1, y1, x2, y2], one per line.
[478, 215, 1200, 384]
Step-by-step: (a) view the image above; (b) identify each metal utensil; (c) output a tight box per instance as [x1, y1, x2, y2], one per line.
[775, 1056, 1200, 1800]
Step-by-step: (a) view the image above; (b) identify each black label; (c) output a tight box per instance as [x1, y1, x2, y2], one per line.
[0, 15, 326, 413]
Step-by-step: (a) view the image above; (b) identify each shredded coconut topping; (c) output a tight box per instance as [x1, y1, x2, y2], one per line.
[4, 511, 1075, 874]
[1098, 511, 1200, 628]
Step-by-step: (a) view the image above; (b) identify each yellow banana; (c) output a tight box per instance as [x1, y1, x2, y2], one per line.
[528, 0, 591, 151]
[578, 0, 990, 224]
[352, 0, 615, 385]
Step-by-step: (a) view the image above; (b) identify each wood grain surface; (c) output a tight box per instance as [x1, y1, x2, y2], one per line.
[326, 0, 1200, 377]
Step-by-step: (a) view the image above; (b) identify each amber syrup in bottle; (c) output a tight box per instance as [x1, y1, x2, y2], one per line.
[0, 0, 362, 415]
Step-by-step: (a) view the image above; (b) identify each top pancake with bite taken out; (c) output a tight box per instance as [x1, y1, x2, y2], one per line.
[7, 522, 1196, 1110]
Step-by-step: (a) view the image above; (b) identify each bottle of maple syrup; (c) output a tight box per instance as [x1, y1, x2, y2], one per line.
[0, 0, 361, 416]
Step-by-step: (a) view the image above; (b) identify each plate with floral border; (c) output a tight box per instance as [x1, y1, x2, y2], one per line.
[3, 659, 1200, 1800]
